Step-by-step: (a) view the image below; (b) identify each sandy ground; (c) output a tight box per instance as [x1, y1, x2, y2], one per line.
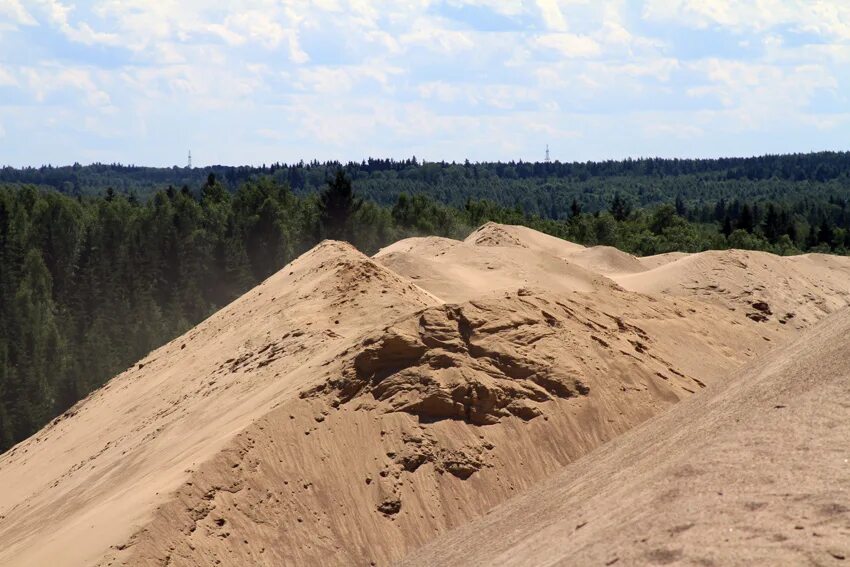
[401, 307, 850, 566]
[0, 223, 848, 566]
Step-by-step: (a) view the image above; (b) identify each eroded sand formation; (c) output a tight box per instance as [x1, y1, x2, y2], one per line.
[1, 223, 849, 566]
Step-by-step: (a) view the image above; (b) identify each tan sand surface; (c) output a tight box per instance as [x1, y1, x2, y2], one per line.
[0, 224, 848, 566]
[401, 306, 850, 566]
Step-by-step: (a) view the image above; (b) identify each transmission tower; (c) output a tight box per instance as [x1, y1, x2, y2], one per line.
[545, 144, 551, 163]
[187, 150, 192, 169]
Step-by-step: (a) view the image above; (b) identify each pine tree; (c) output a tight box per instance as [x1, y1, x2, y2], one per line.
[570, 198, 582, 218]
[675, 194, 687, 217]
[201, 173, 229, 204]
[0, 340, 13, 450]
[319, 170, 362, 241]
[807, 224, 819, 249]
[714, 198, 727, 222]
[739, 204, 755, 233]
[763, 203, 781, 243]
[609, 192, 631, 222]
[818, 219, 835, 249]
[722, 215, 733, 238]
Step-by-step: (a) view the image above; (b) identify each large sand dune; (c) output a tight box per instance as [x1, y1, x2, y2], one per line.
[1, 224, 849, 566]
[402, 306, 850, 566]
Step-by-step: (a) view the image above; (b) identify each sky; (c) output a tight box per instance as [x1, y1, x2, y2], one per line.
[0, 0, 848, 167]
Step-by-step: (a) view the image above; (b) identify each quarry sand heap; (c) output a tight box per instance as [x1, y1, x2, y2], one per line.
[402, 306, 850, 566]
[1, 224, 849, 567]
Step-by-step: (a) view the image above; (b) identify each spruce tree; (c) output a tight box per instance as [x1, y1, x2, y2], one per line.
[319, 170, 361, 241]
[570, 198, 582, 218]
[739, 204, 755, 233]
[609, 193, 631, 222]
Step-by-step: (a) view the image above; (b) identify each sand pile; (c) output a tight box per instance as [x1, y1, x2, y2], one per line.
[566, 245, 648, 275]
[119, 288, 776, 566]
[0, 241, 438, 566]
[375, 230, 612, 303]
[465, 222, 585, 258]
[615, 248, 850, 328]
[402, 306, 850, 566]
[1, 224, 849, 566]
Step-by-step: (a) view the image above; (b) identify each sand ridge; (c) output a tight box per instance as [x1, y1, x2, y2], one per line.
[0, 224, 849, 566]
[401, 306, 850, 566]
[0, 240, 438, 566]
[119, 287, 778, 566]
[614, 248, 850, 327]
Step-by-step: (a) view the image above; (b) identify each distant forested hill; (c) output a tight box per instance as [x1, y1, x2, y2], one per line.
[3, 151, 850, 217]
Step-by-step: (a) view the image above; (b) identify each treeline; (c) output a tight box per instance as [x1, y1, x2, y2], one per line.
[1, 173, 849, 451]
[4, 152, 850, 218]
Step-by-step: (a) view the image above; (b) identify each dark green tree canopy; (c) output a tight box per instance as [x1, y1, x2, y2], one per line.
[319, 170, 362, 241]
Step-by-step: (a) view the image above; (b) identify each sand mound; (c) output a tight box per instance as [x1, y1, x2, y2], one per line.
[376, 243, 615, 302]
[374, 235, 461, 259]
[615, 248, 850, 328]
[0, 241, 438, 567]
[401, 307, 850, 566]
[377, 225, 614, 303]
[638, 251, 689, 269]
[2, 224, 850, 567]
[117, 289, 770, 566]
[465, 222, 585, 258]
[465, 222, 529, 248]
[565, 245, 647, 275]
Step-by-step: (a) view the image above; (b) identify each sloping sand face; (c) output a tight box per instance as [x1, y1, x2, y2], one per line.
[0, 241, 439, 567]
[400, 307, 850, 566]
[120, 290, 777, 566]
[1, 224, 849, 566]
[614, 248, 850, 326]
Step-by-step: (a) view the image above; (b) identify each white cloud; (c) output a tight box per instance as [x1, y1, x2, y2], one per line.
[20, 65, 111, 109]
[35, 0, 120, 45]
[644, 120, 704, 139]
[22, 65, 111, 107]
[0, 0, 36, 25]
[449, 0, 526, 17]
[686, 58, 837, 130]
[607, 57, 681, 81]
[1, 0, 848, 166]
[400, 18, 475, 54]
[224, 11, 286, 49]
[205, 23, 245, 46]
[418, 81, 467, 104]
[0, 65, 17, 86]
[643, 0, 850, 40]
[536, 0, 568, 32]
[534, 33, 601, 58]
[295, 63, 402, 94]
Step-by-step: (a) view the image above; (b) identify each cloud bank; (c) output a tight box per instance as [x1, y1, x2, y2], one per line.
[0, 0, 847, 166]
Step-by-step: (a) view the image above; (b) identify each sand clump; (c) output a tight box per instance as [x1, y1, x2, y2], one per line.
[0, 224, 849, 566]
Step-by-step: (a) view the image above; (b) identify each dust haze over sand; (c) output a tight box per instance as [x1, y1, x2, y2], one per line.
[1, 222, 849, 566]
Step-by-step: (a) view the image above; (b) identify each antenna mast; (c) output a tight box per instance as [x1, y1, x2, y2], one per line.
[187, 150, 192, 169]
[545, 144, 551, 163]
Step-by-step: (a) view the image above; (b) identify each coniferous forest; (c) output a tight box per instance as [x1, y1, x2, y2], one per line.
[2, 153, 850, 450]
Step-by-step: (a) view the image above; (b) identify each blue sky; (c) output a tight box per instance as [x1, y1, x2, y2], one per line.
[0, 0, 848, 167]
